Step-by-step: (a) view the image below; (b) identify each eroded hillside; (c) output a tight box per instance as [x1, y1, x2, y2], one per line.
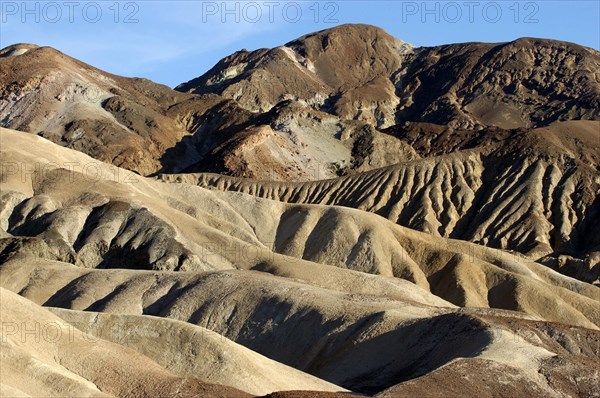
[1, 128, 599, 396]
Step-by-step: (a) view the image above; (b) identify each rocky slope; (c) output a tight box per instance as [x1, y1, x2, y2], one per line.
[0, 37, 418, 180]
[178, 24, 600, 130]
[1, 128, 600, 396]
[2, 128, 599, 316]
[7, 25, 598, 182]
[177, 25, 414, 127]
[0, 43, 192, 175]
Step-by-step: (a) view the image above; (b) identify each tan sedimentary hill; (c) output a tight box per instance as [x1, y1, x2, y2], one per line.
[2, 127, 598, 324]
[161, 119, 600, 281]
[49, 309, 345, 396]
[0, 287, 252, 398]
[2, 257, 600, 396]
[6, 262, 596, 397]
[1, 128, 599, 395]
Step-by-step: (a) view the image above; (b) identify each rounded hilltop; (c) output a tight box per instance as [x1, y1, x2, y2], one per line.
[0, 43, 40, 57]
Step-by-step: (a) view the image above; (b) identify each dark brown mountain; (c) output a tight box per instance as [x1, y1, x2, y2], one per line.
[177, 24, 600, 130]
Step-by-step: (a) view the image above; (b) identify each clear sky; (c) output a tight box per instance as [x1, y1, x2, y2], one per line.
[1, 1, 598, 87]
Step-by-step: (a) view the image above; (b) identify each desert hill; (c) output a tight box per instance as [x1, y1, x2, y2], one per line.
[2, 128, 599, 319]
[0, 35, 417, 179]
[174, 25, 600, 182]
[162, 119, 600, 279]
[1, 43, 185, 175]
[1, 128, 600, 396]
[0, 287, 252, 398]
[168, 24, 600, 274]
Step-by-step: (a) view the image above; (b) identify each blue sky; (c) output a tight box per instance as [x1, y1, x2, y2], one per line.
[1, 1, 598, 87]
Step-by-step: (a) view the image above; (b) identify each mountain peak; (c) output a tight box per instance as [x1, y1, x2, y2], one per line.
[286, 23, 413, 57]
[288, 23, 399, 41]
[0, 43, 39, 57]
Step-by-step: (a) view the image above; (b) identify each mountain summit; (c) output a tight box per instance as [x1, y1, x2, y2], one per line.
[178, 24, 600, 130]
[177, 24, 414, 126]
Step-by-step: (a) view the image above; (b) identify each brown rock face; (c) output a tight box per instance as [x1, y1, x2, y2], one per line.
[396, 38, 600, 129]
[178, 25, 600, 130]
[0, 44, 196, 175]
[177, 24, 414, 128]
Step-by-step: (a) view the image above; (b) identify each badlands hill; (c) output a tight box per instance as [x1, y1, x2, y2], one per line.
[1, 127, 600, 397]
[1, 23, 600, 397]
[173, 25, 600, 276]
[0, 287, 252, 398]
[164, 119, 600, 269]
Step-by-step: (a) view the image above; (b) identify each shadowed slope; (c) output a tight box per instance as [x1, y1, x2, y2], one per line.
[0, 288, 251, 398]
